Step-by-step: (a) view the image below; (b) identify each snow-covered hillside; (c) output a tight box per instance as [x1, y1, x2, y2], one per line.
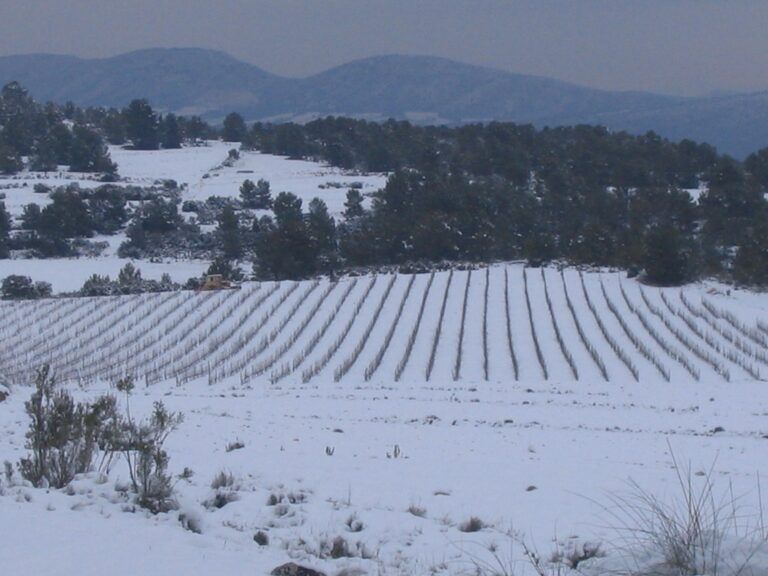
[1, 146, 767, 576]
[2, 266, 768, 575]
[0, 142, 387, 292]
[0, 265, 764, 388]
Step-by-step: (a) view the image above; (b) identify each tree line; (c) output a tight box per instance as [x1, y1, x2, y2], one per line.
[3, 81, 768, 287]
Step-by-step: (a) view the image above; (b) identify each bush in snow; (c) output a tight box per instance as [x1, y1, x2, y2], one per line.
[111, 377, 184, 513]
[204, 470, 239, 509]
[458, 516, 486, 533]
[17, 365, 116, 488]
[1, 275, 52, 300]
[603, 451, 767, 576]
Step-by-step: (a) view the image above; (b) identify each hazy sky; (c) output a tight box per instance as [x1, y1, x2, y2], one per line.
[1, 0, 767, 96]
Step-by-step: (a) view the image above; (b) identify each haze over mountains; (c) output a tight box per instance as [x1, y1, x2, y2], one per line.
[1, 47, 766, 158]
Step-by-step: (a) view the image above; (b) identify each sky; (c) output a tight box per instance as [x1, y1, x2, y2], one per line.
[0, 0, 767, 97]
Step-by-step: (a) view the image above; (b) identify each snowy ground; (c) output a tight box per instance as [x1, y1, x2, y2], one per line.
[2, 266, 768, 575]
[0, 142, 387, 292]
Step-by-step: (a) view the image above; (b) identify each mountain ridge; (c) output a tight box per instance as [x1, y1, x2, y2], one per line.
[0, 48, 766, 158]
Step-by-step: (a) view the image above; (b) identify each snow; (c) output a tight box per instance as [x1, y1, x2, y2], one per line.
[109, 141, 386, 217]
[0, 142, 388, 294]
[1, 144, 768, 574]
[2, 265, 768, 575]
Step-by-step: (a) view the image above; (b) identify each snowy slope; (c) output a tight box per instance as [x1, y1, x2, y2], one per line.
[2, 265, 768, 575]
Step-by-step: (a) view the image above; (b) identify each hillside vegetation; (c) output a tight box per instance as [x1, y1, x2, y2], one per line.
[1, 84, 768, 289]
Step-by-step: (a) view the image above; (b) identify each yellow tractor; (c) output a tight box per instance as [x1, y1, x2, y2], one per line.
[198, 274, 239, 291]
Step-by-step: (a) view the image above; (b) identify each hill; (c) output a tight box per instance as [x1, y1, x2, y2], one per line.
[0, 265, 760, 386]
[0, 49, 767, 157]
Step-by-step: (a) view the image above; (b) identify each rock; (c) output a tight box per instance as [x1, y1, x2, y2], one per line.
[271, 563, 327, 576]
[0, 385, 9, 402]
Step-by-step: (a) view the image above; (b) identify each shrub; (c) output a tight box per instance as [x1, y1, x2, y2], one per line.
[407, 504, 427, 518]
[604, 450, 766, 576]
[458, 516, 486, 533]
[96, 376, 185, 513]
[206, 469, 239, 508]
[330, 536, 351, 559]
[17, 365, 116, 488]
[2, 275, 52, 300]
[225, 440, 245, 452]
[120, 399, 183, 513]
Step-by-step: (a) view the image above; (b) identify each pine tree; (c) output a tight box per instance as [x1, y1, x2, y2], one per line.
[307, 198, 337, 273]
[217, 206, 242, 259]
[343, 188, 365, 219]
[240, 178, 272, 209]
[124, 99, 159, 150]
[161, 113, 182, 149]
[642, 225, 690, 286]
[0, 143, 22, 174]
[222, 112, 247, 142]
[0, 201, 11, 258]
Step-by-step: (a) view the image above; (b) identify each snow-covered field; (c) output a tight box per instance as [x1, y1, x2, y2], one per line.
[0, 142, 387, 292]
[2, 265, 768, 575]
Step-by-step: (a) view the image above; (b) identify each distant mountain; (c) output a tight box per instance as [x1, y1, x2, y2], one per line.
[0, 48, 766, 158]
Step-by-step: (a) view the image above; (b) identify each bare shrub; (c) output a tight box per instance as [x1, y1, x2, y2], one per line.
[459, 516, 486, 533]
[205, 470, 239, 509]
[225, 440, 245, 452]
[330, 536, 351, 558]
[111, 377, 184, 514]
[408, 504, 427, 518]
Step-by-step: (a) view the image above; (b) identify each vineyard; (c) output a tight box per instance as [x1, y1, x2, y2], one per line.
[2, 264, 765, 387]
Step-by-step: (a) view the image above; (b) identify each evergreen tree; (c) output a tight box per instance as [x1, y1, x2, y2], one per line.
[124, 99, 159, 150]
[21, 203, 41, 231]
[217, 205, 242, 259]
[102, 109, 127, 145]
[343, 188, 365, 219]
[29, 137, 58, 172]
[69, 125, 117, 174]
[181, 116, 210, 142]
[117, 263, 142, 293]
[307, 198, 337, 271]
[642, 225, 691, 286]
[36, 187, 95, 240]
[47, 122, 74, 165]
[255, 193, 316, 279]
[0, 143, 22, 174]
[733, 214, 768, 286]
[161, 113, 182, 149]
[88, 186, 128, 234]
[240, 178, 272, 209]
[0, 202, 11, 258]
[222, 112, 247, 142]
[1, 275, 51, 299]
